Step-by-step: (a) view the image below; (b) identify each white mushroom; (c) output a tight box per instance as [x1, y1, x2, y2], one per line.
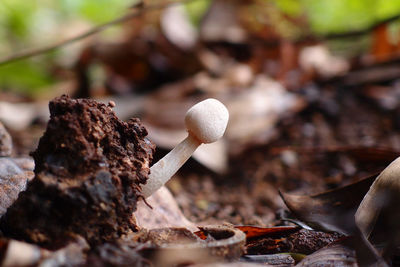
[141, 98, 229, 198]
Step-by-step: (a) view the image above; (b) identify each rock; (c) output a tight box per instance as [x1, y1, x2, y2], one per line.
[0, 158, 33, 217]
[0, 121, 34, 217]
[0, 122, 12, 157]
[1, 239, 43, 267]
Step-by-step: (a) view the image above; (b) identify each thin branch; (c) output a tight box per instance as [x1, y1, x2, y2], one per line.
[0, 0, 193, 66]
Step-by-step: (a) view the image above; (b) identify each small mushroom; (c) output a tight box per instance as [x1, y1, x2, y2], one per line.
[355, 156, 400, 256]
[141, 98, 229, 198]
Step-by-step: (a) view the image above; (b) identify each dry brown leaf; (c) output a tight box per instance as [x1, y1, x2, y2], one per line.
[192, 263, 266, 267]
[134, 186, 198, 231]
[226, 76, 304, 146]
[280, 174, 377, 235]
[296, 242, 357, 267]
[280, 174, 388, 266]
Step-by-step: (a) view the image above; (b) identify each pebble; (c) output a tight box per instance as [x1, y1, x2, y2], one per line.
[0, 122, 35, 216]
[0, 122, 12, 157]
[0, 158, 33, 216]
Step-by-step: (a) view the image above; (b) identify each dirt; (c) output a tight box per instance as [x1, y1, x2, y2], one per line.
[0, 95, 155, 249]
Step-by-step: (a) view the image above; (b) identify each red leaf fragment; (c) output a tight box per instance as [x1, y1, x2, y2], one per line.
[235, 225, 298, 239]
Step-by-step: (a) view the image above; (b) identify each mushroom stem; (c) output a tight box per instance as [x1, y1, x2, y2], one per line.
[142, 135, 201, 198]
[141, 98, 229, 198]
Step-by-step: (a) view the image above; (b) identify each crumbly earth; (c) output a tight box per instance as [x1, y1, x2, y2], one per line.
[0, 95, 155, 249]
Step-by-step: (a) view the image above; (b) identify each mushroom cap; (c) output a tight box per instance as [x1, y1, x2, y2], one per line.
[185, 98, 229, 144]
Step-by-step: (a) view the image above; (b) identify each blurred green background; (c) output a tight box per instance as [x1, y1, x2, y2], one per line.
[2, 0, 400, 96]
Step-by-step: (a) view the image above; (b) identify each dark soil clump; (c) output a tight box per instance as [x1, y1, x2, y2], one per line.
[0, 95, 155, 249]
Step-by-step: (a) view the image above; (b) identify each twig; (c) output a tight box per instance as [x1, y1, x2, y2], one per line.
[0, 0, 193, 66]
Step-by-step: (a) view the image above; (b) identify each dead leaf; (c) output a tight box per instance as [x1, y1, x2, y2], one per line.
[299, 45, 349, 78]
[226, 76, 304, 147]
[191, 263, 268, 267]
[280, 175, 387, 266]
[296, 241, 357, 267]
[280, 174, 377, 235]
[141, 226, 246, 266]
[371, 24, 393, 62]
[242, 254, 295, 266]
[134, 186, 198, 231]
[239, 226, 341, 256]
[235, 225, 298, 239]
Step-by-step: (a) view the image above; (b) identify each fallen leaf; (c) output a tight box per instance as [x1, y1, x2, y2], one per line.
[299, 45, 349, 78]
[239, 226, 341, 256]
[280, 175, 387, 266]
[226, 76, 304, 147]
[296, 241, 357, 267]
[192, 263, 268, 267]
[141, 226, 246, 266]
[235, 226, 298, 239]
[280, 174, 377, 235]
[242, 254, 295, 266]
[134, 186, 198, 232]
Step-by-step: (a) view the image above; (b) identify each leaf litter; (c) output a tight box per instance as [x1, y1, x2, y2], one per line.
[4, 1, 400, 266]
